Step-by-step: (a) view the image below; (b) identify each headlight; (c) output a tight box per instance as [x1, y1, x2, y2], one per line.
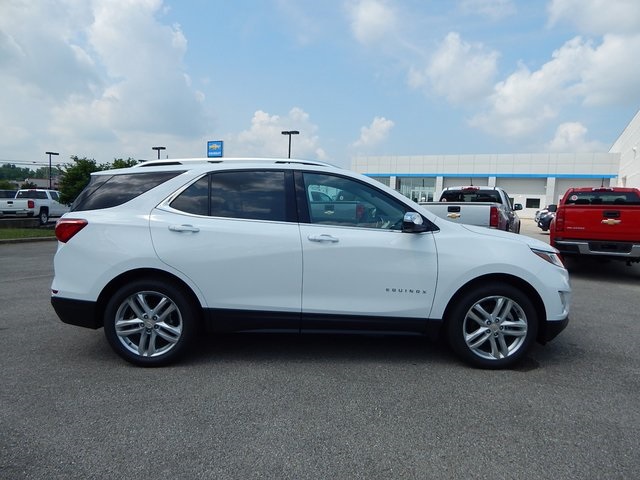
[531, 248, 565, 268]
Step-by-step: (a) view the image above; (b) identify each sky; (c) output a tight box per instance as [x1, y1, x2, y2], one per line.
[1, 0, 639, 169]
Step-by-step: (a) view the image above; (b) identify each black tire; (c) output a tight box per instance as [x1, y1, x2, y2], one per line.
[446, 282, 538, 369]
[103, 278, 199, 367]
[38, 209, 49, 225]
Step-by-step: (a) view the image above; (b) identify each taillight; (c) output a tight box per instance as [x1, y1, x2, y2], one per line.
[55, 219, 88, 243]
[28, 200, 34, 208]
[489, 206, 499, 228]
[555, 209, 564, 232]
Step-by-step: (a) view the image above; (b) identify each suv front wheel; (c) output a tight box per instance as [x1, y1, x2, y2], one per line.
[446, 283, 538, 369]
[103, 279, 198, 366]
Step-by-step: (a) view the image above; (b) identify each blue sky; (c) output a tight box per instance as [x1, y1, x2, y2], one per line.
[1, 0, 639, 168]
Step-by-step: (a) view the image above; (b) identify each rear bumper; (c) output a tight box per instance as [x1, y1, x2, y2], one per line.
[51, 297, 102, 329]
[554, 239, 640, 259]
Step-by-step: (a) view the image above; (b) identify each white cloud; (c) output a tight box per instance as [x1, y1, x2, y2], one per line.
[459, 0, 516, 21]
[352, 116, 394, 148]
[226, 108, 327, 161]
[347, 0, 398, 45]
[0, 0, 207, 163]
[470, 33, 640, 139]
[577, 33, 640, 107]
[409, 32, 499, 105]
[546, 122, 607, 152]
[548, 0, 640, 35]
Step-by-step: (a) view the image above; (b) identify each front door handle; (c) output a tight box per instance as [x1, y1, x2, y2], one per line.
[169, 224, 200, 233]
[308, 234, 339, 243]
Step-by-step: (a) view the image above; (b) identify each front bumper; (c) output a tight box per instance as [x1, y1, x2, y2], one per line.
[539, 315, 569, 344]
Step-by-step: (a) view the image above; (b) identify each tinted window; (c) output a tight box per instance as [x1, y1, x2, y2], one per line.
[440, 189, 499, 203]
[72, 171, 182, 211]
[170, 170, 287, 222]
[17, 190, 47, 199]
[169, 176, 209, 216]
[564, 190, 640, 205]
[303, 172, 407, 229]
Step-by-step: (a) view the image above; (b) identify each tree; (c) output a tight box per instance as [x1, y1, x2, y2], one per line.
[0, 179, 17, 190]
[112, 158, 140, 169]
[33, 166, 62, 179]
[58, 157, 103, 205]
[0, 163, 35, 181]
[20, 181, 38, 189]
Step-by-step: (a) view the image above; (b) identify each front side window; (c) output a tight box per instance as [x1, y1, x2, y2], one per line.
[303, 172, 407, 230]
[170, 170, 287, 222]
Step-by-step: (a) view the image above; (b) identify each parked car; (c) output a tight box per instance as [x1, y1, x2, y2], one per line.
[51, 158, 570, 369]
[420, 186, 522, 233]
[535, 204, 557, 223]
[550, 187, 640, 264]
[537, 211, 555, 232]
[0, 188, 69, 224]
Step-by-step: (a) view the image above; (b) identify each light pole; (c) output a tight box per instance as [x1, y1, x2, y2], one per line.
[281, 131, 299, 158]
[45, 151, 59, 189]
[152, 146, 166, 159]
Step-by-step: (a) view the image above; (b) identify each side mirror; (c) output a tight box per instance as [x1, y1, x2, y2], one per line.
[514, 203, 523, 211]
[548, 204, 557, 212]
[402, 212, 429, 233]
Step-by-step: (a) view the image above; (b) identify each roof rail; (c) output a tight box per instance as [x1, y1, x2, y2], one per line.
[134, 157, 337, 168]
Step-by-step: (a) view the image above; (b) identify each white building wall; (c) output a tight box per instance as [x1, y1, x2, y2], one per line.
[610, 109, 640, 188]
[353, 153, 620, 219]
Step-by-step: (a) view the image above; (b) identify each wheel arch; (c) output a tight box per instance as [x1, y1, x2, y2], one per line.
[96, 268, 204, 328]
[442, 273, 548, 343]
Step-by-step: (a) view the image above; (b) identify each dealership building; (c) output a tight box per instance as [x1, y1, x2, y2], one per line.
[352, 109, 640, 219]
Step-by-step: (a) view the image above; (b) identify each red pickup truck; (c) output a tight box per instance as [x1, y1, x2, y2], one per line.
[550, 187, 640, 264]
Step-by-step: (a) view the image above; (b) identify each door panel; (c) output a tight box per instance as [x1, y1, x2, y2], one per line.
[150, 209, 303, 313]
[298, 171, 438, 325]
[300, 224, 437, 320]
[149, 169, 302, 323]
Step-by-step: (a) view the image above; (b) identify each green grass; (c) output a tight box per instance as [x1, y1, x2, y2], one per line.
[0, 228, 56, 240]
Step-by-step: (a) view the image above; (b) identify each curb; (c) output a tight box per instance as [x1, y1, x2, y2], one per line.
[0, 236, 57, 245]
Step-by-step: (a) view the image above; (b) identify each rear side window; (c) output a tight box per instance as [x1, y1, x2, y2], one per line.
[170, 170, 287, 221]
[72, 171, 183, 211]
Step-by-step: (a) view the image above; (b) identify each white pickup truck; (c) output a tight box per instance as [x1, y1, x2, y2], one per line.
[420, 186, 522, 233]
[0, 189, 69, 224]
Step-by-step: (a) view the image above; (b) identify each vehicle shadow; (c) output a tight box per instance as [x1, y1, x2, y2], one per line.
[564, 256, 640, 282]
[188, 333, 453, 366]
[186, 332, 555, 372]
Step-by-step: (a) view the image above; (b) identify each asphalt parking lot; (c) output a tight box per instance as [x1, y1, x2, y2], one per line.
[1, 222, 639, 479]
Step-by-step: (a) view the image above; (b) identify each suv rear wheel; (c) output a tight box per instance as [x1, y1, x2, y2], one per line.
[446, 283, 538, 369]
[103, 279, 198, 366]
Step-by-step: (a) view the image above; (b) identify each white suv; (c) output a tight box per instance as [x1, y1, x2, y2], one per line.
[51, 158, 570, 368]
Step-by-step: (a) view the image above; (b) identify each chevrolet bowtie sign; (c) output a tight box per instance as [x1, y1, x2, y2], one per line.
[207, 140, 223, 158]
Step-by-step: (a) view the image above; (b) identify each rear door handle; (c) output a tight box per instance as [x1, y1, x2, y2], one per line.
[308, 234, 339, 243]
[169, 224, 200, 233]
